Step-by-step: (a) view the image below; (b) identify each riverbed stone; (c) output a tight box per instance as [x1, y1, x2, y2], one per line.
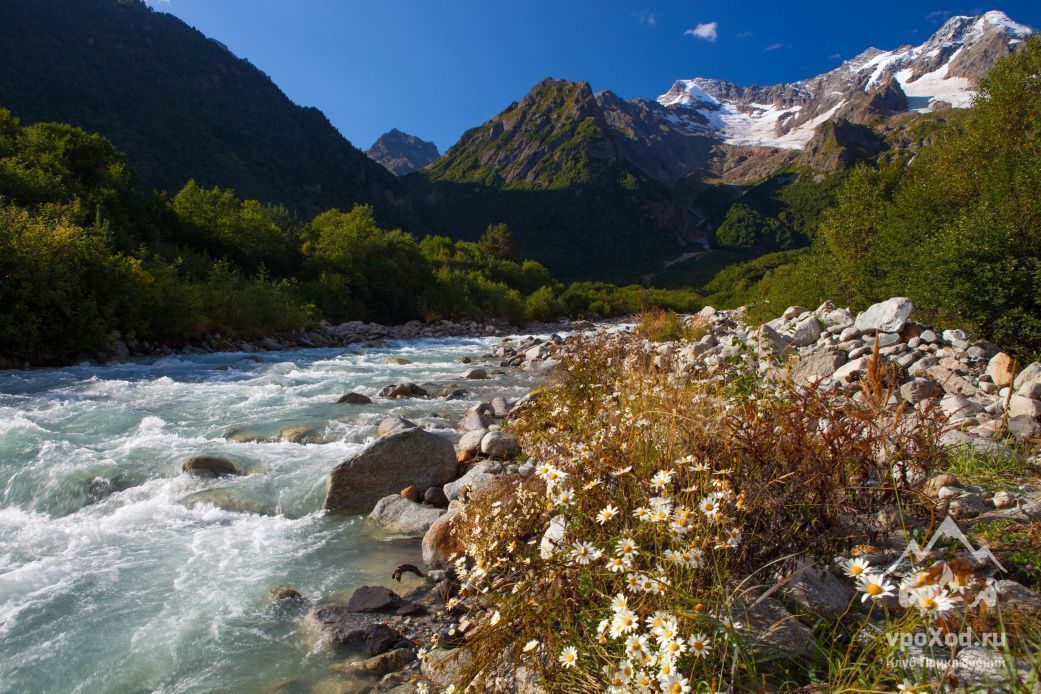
[181, 455, 240, 477]
[323, 428, 456, 514]
[460, 368, 488, 379]
[424, 485, 449, 508]
[443, 460, 501, 501]
[347, 586, 403, 613]
[422, 502, 466, 568]
[457, 408, 495, 432]
[304, 604, 401, 655]
[337, 392, 372, 405]
[333, 647, 415, 678]
[367, 495, 446, 539]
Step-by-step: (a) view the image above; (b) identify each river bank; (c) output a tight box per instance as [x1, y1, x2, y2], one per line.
[0, 317, 599, 372]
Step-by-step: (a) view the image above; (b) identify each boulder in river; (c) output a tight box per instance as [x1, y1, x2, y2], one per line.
[323, 428, 456, 514]
[376, 416, 416, 437]
[347, 585, 403, 613]
[460, 368, 488, 380]
[337, 392, 372, 405]
[379, 383, 427, 399]
[367, 495, 445, 538]
[181, 455, 240, 478]
[304, 603, 402, 655]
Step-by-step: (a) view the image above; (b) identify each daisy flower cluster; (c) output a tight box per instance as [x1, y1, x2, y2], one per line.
[843, 557, 964, 617]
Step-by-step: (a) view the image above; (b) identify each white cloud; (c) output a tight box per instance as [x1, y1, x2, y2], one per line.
[926, 9, 952, 23]
[763, 42, 782, 52]
[828, 52, 842, 60]
[685, 22, 718, 42]
[737, 31, 754, 38]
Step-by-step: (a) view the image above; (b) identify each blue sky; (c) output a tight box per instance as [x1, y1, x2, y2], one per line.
[147, 1, 1040, 152]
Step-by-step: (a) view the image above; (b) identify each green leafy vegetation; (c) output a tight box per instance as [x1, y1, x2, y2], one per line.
[0, 108, 702, 364]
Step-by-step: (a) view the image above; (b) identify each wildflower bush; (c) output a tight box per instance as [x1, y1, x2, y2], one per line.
[436, 334, 1016, 691]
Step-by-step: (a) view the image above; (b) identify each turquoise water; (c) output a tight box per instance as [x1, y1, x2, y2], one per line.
[0, 338, 541, 693]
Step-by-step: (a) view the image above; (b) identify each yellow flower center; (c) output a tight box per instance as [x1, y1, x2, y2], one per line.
[849, 565, 863, 576]
[670, 684, 683, 694]
[867, 583, 883, 596]
[922, 597, 936, 609]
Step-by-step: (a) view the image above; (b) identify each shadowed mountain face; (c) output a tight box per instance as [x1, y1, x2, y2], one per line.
[367, 129, 440, 176]
[407, 78, 702, 279]
[0, 0, 411, 223]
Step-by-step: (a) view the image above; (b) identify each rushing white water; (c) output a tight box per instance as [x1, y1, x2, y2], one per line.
[0, 337, 545, 693]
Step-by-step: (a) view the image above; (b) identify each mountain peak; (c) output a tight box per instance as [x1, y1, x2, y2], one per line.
[366, 129, 439, 176]
[655, 9, 1034, 151]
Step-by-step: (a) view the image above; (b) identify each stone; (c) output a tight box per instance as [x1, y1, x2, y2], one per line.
[854, 297, 914, 334]
[759, 324, 793, 354]
[926, 366, 980, 397]
[1008, 415, 1041, 440]
[874, 332, 900, 348]
[383, 355, 413, 365]
[995, 580, 1041, 612]
[1009, 394, 1041, 419]
[458, 408, 495, 432]
[948, 494, 990, 520]
[832, 357, 868, 385]
[423, 486, 449, 508]
[1013, 362, 1041, 390]
[268, 584, 305, 605]
[792, 351, 846, 384]
[368, 495, 445, 539]
[337, 392, 372, 405]
[908, 355, 939, 377]
[919, 329, 938, 343]
[376, 416, 416, 437]
[460, 368, 488, 380]
[457, 428, 488, 454]
[400, 485, 420, 502]
[421, 648, 473, 690]
[323, 428, 457, 514]
[279, 425, 323, 444]
[422, 502, 466, 568]
[181, 455, 240, 478]
[1020, 382, 1041, 399]
[379, 383, 427, 399]
[992, 491, 1015, 509]
[899, 378, 942, 404]
[740, 597, 816, 659]
[839, 326, 860, 342]
[443, 460, 500, 501]
[480, 431, 521, 459]
[939, 395, 983, 419]
[223, 428, 269, 443]
[788, 315, 821, 347]
[347, 586, 402, 613]
[780, 560, 852, 620]
[490, 396, 511, 418]
[333, 647, 414, 678]
[782, 305, 810, 321]
[304, 603, 401, 655]
[923, 473, 960, 497]
[942, 328, 968, 343]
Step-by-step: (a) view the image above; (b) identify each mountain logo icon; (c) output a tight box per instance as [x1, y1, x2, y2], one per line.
[886, 515, 1005, 608]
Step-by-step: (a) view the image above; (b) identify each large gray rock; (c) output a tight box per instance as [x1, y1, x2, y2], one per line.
[832, 357, 868, 384]
[377, 416, 416, 437]
[458, 408, 495, 432]
[740, 597, 817, 659]
[367, 495, 446, 539]
[854, 297, 914, 334]
[792, 351, 846, 384]
[323, 428, 457, 514]
[481, 431, 521, 459]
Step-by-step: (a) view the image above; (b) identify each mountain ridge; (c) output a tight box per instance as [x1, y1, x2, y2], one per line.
[367, 129, 440, 175]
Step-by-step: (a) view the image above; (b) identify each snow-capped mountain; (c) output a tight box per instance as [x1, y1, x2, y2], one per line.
[657, 11, 1033, 150]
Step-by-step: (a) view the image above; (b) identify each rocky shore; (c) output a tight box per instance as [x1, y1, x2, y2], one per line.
[266, 297, 1041, 692]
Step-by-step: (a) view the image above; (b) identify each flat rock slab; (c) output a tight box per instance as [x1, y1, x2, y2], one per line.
[305, 603, 402, 655]
[347, 586, 403, 613]
[367, 495, 446, 539]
